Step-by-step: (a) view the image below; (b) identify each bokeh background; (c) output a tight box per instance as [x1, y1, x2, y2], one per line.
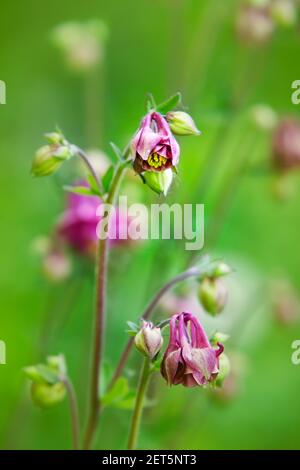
[1, 0, 300, 450]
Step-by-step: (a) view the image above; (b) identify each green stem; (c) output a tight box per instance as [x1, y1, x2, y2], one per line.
[83, 162, 128, 450]
[75, 147, 104, 194]
[127, 358, 151, 450]
[62, 376, 80, 450]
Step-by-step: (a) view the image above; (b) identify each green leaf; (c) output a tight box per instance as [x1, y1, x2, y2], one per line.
[87, 175, 102, 196]
[156, 92, 182, 114]
[102, 165, 114, 193]
[101, 377, 129, 407]
[110, 142, 123, 161]
[126, 321, 139, 332]
[63, 185, 96, 197]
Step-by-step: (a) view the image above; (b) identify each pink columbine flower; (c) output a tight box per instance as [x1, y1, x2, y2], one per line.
[56, 182, 130, 255]
[132, 111, 180, 173]
[161, 312, 224, 388]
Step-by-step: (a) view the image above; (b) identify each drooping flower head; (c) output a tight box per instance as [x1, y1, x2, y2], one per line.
[132, 111, 180, 174]
[161, 312, 224, 388]
[56, 181, 130, 255]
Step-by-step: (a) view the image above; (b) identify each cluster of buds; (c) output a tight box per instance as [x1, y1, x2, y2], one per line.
[236, 0, 298, 45]
[31, 131, 74, 177]
[131, 106, 200, 196]
[24, 355, 67, 408]
[52, 20, 108, 72]
[198, 262, 231, 316]
[161, 313, 224, 387]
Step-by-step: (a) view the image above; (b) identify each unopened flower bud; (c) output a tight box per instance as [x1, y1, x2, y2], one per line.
[143, 168, 173, 196]
[134, 321, 163, 359]
[215, 353, 231, 388]
[42, 250, 72, 282]
[44, 132, 64, 145]
[236, 5, 274, 45]
[271, 0, 297, 27]
[31, 381, 66, 408]
[31, 144, 72, 177]
[198, 277, 228, 316]
[166, 111, 201, 136]
[211, 262, 231, 278]
[250, 104, 278, 131]
[272, 118, 300, 171]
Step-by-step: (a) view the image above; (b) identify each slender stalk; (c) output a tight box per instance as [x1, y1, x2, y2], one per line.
[62, 376, 80, 450]
[83, 162, 128, 450]
[75, 147, 104, 194]
[108, 266, 205, 389]
[127, 358, 151, 450]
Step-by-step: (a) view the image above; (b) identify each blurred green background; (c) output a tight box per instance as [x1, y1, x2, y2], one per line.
[1, 0, 300, 450]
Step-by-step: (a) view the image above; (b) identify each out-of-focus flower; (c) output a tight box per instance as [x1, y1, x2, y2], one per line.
[134, 321, 163, 359]
[24, 355, 67, 409]
[52, 20, 108, 72]
[56, 182, 131, 255]
[198, 277, 228, 316]
[142, 168, 173, 196]
[161, 312, 224, 387]
[270, 0, 297, 27]
[166, 111, 201, 136]
[271, 279, 300, 325]
[236, 5, 274, 44]
[132, 111, 180, 174]
[272, 118, 300, 170]
[250, 104, 278, 131]
[42, 250, 72, 283]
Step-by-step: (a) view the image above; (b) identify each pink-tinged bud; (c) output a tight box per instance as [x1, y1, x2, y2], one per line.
[132, 112, 180, 174]
[134, 321, 163, 359]
[166, 111, 201, 136]
[161, 312, 224, 387]
[236, 5, 274, 45]
[272, 119, 300, 171]
[42, 250, 72, 282]
[198, 277, 228, 316]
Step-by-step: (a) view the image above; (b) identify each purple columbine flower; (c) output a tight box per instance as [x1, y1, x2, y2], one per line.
[161, 312, 224, 388]
[132, 111, 180, 173]
[56, 182, 130, 255]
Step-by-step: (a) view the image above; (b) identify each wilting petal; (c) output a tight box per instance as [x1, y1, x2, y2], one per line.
[161, 348, 182, 385]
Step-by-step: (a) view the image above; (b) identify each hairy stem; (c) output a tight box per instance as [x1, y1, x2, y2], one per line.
[127, 358, 151, 450]
[83, 162, 128, 450]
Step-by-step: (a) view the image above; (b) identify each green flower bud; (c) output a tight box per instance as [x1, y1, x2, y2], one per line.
[198, 277, 228, 316]
[250, 104, 278, 131]
[143, 168, 173, 196]
[31, 381, 66, 408]
[31, 143, 73, 177]
[271, 0, 297, 27]
[211, 262, 232, 278]
[134, 321, 163, 359]
[166, 111, 201, 136]
[44, 132, 64, 145]
[215, 353, 231, 388]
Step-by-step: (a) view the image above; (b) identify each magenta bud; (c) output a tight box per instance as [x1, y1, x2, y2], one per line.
[134, 321, 163, 359]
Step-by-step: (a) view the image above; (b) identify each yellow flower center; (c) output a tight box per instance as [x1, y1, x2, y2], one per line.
[147, 153, 167, 169]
